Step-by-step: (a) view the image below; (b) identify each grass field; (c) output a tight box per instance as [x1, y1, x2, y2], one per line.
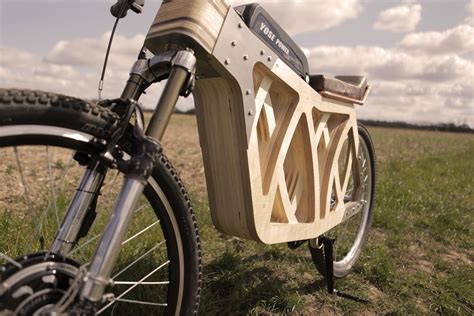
[1, 114, 472, 314]
[161, 115, 474, 315]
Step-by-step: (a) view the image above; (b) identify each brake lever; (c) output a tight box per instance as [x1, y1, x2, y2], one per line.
[130, 0, 144, 14]
[110, 0, 144, 19]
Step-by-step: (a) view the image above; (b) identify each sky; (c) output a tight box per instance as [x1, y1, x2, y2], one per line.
[0, 0, 473, 126]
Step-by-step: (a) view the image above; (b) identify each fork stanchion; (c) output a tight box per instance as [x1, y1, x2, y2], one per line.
[145, 66, 189, 141]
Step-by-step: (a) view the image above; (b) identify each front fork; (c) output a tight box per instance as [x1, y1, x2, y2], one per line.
[50, 49, 196, 304]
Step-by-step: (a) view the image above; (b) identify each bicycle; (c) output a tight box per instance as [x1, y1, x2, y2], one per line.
[0, 0, 376, 314]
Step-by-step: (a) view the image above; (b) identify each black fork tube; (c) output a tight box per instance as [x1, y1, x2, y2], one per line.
[120, 73, 147, 101]
[146, 66, 189, 140]
[79, 51, 194, 305]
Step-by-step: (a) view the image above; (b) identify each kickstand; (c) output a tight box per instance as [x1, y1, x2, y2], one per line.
[319, 236, 369, 304]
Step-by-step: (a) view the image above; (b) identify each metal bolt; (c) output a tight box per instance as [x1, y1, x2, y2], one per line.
[260, 49, 265, 55]
[245, 89, 251, 95]
[243, 54, 249, 60]
[238, 22, 243, 28]
[267, 56, 272, 62]
[224, 58, 230, 65]
[231, 40, 237, 47]
[248, 110, 254, 116]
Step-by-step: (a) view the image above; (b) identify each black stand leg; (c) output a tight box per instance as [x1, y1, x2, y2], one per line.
[320, 236, 335, 294]
[320, 236, 369, 304]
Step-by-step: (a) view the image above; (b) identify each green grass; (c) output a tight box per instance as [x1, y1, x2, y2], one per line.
[1, 119, 473, 314]
[189, 127, 474, 315]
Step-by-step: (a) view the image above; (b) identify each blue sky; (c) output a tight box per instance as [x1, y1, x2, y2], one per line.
[1, 0, 473, 126]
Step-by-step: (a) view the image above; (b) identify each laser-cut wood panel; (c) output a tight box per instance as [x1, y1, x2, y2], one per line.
[146, 3, 367, 244]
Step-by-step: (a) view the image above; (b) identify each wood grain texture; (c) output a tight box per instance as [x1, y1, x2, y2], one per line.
[144, 0, 230, 55]
[193, 9, 365, 243]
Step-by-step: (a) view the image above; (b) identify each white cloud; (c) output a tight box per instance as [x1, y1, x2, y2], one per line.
[0, 35, 194, 111]
[305, 45, 473, 82]
[399, 24, 474, 55]
[229, 0, 365, 35]
[373, 3, 422, 33]
[466, 0, 474, 25]
[46, 33, 145, 70]
[305, 44, 474, 126]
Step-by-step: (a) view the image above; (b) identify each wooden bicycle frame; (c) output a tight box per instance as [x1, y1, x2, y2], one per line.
[145, 0, 364, 244]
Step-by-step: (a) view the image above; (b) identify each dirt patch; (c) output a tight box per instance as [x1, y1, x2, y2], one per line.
[440, 250, 473, 265]
[161, 115, 207, 200]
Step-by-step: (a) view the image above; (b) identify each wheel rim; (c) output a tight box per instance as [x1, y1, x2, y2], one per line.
[324, 131, 373, 273]
[0, 125, 183, 315]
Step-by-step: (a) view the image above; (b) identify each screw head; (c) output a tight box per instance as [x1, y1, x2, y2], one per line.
[248, 110, 254, 116]
[224, 58, 230, 65]
[267, 56, 272, 62]
[243, 54, 249, 60]
[238, 22, 243, 28]
[245, 89, 251, 95]
[260, 49, 265, 55]
[231, 40, 237, 47]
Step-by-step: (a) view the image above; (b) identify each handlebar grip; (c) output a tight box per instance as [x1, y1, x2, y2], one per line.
[110, 1, 129, 18]
[110, 0, 144, 19]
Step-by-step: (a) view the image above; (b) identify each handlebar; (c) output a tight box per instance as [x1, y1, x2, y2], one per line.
[110, 0, 144, 18]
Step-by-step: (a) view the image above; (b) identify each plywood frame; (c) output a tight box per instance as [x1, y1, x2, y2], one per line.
[145, 2, 367, 244]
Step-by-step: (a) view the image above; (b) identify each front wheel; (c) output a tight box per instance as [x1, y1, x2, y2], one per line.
[309, 123, 376, 278]
[0, 89, 201, 315]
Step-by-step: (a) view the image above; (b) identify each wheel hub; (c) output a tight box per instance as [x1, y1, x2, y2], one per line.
[0, 253, 79, 315]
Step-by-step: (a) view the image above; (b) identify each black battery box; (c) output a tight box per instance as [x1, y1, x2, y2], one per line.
[235, 3, 310, 81]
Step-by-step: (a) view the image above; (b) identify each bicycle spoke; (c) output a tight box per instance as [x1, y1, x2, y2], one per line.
[97, 260, 170, 314]
[41, 154, 75, 220]
[67, 204, 151, 257]
[112, 241, 166, 280]
[108, 298, 167, 307]
[14, 147, 43, 252]
[0, 252, 23, 269]
[113, 281, 169, 285]
[67, 234, 101, 256]
[46, 146, 60, 227]
[121, 220, 160, 246]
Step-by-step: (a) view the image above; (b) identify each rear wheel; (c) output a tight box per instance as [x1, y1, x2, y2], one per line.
[309, 123, 376, 278]
[0, 89, 201, 315]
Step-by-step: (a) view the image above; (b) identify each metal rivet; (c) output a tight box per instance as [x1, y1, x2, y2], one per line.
[246, 89, 251, 95]
[248, 110, 254, 116]
[260, 49, 265, 55]
[267, 56, 272, 62]
[231, 41, 237, 47]
[224, 58, 230, 65]
[238, 22, 243, 28]
[243, 54, 249, 60]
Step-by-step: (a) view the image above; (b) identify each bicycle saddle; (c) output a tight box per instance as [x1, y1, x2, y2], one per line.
[310, 75, 368, 101]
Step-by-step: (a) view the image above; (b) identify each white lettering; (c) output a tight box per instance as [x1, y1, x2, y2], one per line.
[259, 23, 276, 42]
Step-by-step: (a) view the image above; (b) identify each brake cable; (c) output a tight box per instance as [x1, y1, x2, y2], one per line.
[98, 0, 145, 100]
[98, 15, 121, 101]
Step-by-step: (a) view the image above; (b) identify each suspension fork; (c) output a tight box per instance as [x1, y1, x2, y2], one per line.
[77, 49, 196, 303]
[49, 160, 107, 255]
